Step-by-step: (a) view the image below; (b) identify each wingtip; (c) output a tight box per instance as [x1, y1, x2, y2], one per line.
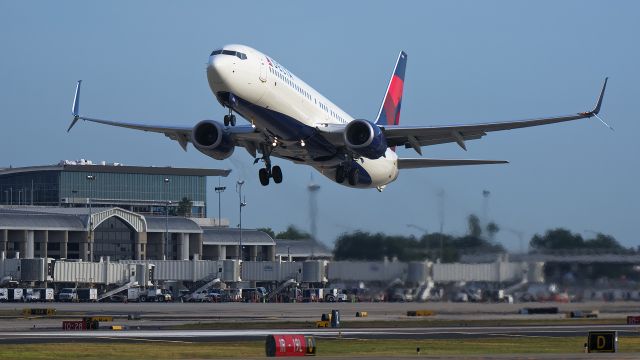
[67, 116, 79, 132]
[592, 77, 608, 115]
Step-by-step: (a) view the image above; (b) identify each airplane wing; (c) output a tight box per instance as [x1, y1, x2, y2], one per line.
[68, 81, 262, 155]
[382, 78, 609, 154]
[397, 158, 508, 169]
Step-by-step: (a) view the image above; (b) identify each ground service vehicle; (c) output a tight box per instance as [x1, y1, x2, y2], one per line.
[58, 288, 77, 302]
[146, 288, 172, 302]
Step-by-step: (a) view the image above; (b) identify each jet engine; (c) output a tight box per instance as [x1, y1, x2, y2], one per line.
[343, 119, 388, 159]
[191, 120, 235, 160]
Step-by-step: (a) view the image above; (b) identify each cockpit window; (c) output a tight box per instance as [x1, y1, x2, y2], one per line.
[210, 49, 247, 60]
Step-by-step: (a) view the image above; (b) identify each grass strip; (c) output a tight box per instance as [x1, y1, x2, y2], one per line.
[1, 337, 639, 359]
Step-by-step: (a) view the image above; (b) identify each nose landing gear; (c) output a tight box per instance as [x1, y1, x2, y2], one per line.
[223, 109, 236, 127]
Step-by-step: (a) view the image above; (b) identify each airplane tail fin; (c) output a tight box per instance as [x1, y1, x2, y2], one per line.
[375, 51, 407, 127]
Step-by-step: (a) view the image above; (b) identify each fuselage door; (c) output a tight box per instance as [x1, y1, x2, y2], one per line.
[259, 57, 268, 82]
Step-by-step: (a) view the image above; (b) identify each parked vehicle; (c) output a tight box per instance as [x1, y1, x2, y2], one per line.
[324, 288, 348, 302]
[189, 289, 213, 302]
[25, 288, 54, 302]
[146, 288, 172, 302]
[58, 288, 78, 302]
[128, 287, 146, 302]
[207, 289, 223, 302]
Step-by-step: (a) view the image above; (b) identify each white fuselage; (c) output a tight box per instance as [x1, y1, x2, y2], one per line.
[206, 44, 398, 189]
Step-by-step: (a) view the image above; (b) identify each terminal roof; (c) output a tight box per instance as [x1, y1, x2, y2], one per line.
[0, 164, 231, 177]
[202, 228, 275, 246]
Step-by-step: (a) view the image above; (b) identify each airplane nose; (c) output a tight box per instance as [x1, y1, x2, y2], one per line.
[207, 55, 232, 84]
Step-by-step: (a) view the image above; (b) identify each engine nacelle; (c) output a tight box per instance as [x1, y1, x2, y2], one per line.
[343, 119, 388, 159]
[191, 120, 235, 160]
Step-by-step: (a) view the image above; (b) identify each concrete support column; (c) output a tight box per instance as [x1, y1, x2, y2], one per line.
[60, 231, 68, 259]
[135, 232, 147, 260]
[229, 245, 240, 260]
[24, 230, 34, 259]
[0, 229, 7, 256]
[79, 240, 89, 261]
[189, 233, 203, 260]
[35, 231, 48, 259]
[267, 245, 276, 261]
[218, 245, 227, 260]
[177, 233, 189, 260]
[250, 245, 258, 261]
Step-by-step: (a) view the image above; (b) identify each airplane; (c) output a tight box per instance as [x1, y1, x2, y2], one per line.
[68, 44, 608, 191]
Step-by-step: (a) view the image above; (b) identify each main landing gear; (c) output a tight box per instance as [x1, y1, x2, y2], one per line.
[256, 146, 282, 186]
[259, 165, 282, 186]
[335, 164, 359, 186]
[223, 109, 236, 127]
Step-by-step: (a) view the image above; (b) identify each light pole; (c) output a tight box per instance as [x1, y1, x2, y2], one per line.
[86, 175, 96, 261]
[236, 180, 246, 261]
[214, 177, 226, 227]
[164, 178, 170, 260]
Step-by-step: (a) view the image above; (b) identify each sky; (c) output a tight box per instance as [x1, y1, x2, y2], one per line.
[1, 1, 638, 252]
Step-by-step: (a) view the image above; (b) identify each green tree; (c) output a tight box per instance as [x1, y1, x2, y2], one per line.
[176, 197, 192, 217]
[276, 225, 311, 239]
[486, 222, 500, 241]
[529, 228, 583, 252]
[467, 214, 482, 238]
[257, 227, 276, 238]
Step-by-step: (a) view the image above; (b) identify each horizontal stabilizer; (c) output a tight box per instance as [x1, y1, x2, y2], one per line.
[398, 158, 508, 169]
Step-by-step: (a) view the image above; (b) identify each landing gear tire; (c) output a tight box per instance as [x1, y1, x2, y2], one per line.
[259, 168, 270, 186]
[272, 166, 283, 184]
[348, 167, 359, 186]
[224, 114, 236, 126]
[335, 166, 345, 184]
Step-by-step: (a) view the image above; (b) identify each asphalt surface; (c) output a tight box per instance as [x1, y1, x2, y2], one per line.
[0, 324, 639, 344]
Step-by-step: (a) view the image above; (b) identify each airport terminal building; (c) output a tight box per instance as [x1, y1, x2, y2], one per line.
[0, 206, 276, 262]
[0, 161, 280, 262]
[0, 160, 230, 217]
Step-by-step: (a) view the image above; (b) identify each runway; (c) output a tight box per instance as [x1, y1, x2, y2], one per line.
[0, 324, 638, 344]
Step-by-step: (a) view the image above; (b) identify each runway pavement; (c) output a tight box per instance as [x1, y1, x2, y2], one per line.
[0, 324, 638, 344]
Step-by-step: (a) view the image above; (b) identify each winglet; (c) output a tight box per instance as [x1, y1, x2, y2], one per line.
[582, 77, 612, 130]
[591, 77, 607, 115]
[68, 80, 82, 132]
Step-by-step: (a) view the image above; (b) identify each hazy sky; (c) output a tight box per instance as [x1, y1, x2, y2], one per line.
[1, 1, 638, 251]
